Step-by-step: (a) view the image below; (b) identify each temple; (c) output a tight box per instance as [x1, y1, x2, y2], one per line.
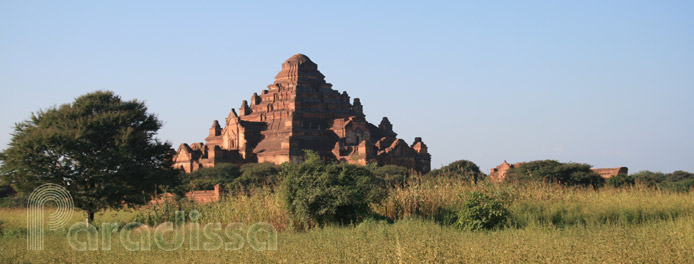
[173, 54, 431, 173]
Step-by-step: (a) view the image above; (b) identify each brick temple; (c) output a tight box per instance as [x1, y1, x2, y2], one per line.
[173, 54, 431, 173]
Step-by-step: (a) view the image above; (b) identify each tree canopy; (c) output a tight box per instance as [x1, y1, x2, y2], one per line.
[0, 91, 177, 222]
[428, 160, 486, 183]
[505, 160, 604, 187]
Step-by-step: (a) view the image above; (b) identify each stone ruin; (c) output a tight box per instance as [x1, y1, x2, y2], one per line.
[173, 54, 431, 173]
[489, 160, 628, 182]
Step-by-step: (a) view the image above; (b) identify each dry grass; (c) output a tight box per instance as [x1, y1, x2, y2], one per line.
[2, 178, 694, 263]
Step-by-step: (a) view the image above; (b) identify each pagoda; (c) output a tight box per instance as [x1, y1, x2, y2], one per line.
[173, 54, 431, 173]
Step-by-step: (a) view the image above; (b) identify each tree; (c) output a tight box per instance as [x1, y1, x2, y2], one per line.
[281, 151, 386, 228]
[180, 163, 240, 191]
[235, 162, 280, 189]
[0, 91, 177, 223]
[607, 174, 635, 188]
[632, 170, 665, 188]
[428, 160, 486, 184]
[505, 160, 604, 187]
[369, 164, 411, 186]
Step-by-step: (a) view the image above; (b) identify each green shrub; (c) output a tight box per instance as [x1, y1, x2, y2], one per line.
[234, 163, 280, 189]
[370, 164, 411, 185]
[281, 151, 386, 228]
[455, 191, 509, 231]
[0, 185, 15, 198]
[428, 160, 485, 183]
[664, 170, 694, 183]
[632, 171, 664, 188]
[608, 174, 635, 188]
[506, 160, 604, 187]
[180, 163, 241, 191]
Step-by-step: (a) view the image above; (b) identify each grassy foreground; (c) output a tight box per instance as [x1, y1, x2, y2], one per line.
[1, 180, 694, 263]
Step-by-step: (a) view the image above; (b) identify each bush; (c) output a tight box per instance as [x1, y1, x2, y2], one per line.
[607, 174, 635, 188]
[455, 191, 509, 231]
[234, 163, 280, 189]
[0, 185, 15, 198]
[281, 151, 386, 228]
[428, 160, 485, 183]
[180, 163, 241, 191]
[664, 170, 694, 183]
[632, 171, 664, 188]
[506, 160, 604, 187]
[370, 165, 410, 186]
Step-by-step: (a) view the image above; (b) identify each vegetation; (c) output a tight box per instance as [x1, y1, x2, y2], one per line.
[629, 170, 694, 192]
[2, 176, 694, 263]
[236, 162, 281, 189]
[179, 163, 241, 191]
[427, 159, 485, 183]
[607, 173, 635, 188]
[454, 191, 509, 231]
[505, 160, 605, 187]
[369, 164, 411, 185]
[0, 91, 177, 223]
[281, 151, 386, 228]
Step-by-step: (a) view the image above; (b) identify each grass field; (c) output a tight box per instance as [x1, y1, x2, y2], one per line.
[1, 179, 693, 263]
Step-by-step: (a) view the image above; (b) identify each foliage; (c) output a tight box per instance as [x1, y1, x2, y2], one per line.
[428, 160, 485, 183]
[0, 91, 177, 222]
[506, 160, 604, 187]
[281, 150, 386, 227]
[660, 170, 694, 192]
[236, 162, 280, 189]
[369, 164, 411, 185]
[607, 174, 635, 188]
[454, 191, 509, 231]
[0, 184, 16, 198]
[632, 170, 665, 188]
[179, 163, 241, 191]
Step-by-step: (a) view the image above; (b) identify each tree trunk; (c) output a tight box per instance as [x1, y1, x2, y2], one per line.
[86, 211, 95, 226]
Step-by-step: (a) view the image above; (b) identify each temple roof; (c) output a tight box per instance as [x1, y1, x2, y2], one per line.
[274, 53, 325, 83]
[284, 53, 313, 64]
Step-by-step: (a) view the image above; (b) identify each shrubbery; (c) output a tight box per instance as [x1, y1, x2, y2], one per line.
[237, 163, 280, 189]
[607, 174, 635, 188]
[455, 191, 509, 231]
[506, 160, 605, 187]
[630, 170, 694, 191]
[428, 160, 485, 183]
[178, 162, 280, 193]
[369, 164, 411, 185]
[180, 163, 241, 191]
[281, 151, 386, 227]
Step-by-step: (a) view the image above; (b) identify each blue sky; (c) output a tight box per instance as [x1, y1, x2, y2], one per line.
[1, 0, 692, 173]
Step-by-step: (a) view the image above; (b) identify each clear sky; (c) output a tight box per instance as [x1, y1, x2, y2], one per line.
[1, 0, 692, 173]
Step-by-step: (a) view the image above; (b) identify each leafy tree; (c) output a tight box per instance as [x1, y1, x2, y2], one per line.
[506, 160, 604, 187]
[607, 174, 635, 188]
[235, 162, 280, 189]
[0, 91, 177, 222]
[428, 160, 485, 183]
[632, 171, 665, 188]
[660, 170, 694, 192]
[180, 163, 240, 191]
[369, 164, 410, 185]
[664, 170, 694, 183]
[455, 191, 509, 231]
[281, 151, 386, 228]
